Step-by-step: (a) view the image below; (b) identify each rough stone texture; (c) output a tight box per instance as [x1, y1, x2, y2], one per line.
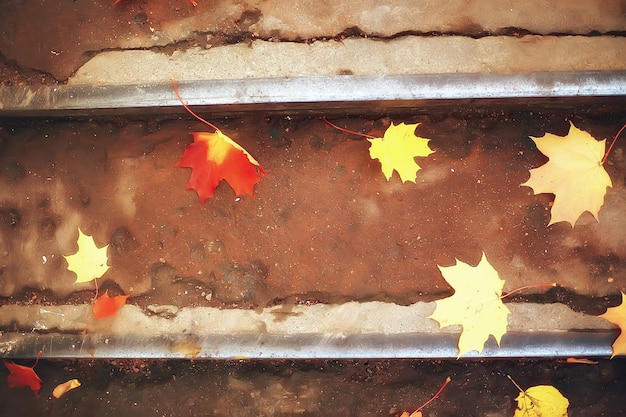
[0, 302, 613, 335]
[0, 0, 625, 80]
[252, 0, 626, 38]
[68, 36, 626, 85]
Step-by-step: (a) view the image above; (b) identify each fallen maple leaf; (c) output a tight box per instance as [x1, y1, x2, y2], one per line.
[399, 411, 422, 417]
[171, 80, 265, 202]
[599, 291, 626, 358]
[564, 358, 598, 365]
[176, 131, 266, 202]
[3, 352, 42, 397]
[368, 122, 434, 183]
[64, 228, 110, 284]
[52, 379, 81, 399]
[93, 291, 130, 319]
[514, 385, 569, 417]
[429, 252, 510, 357]
[521, 122, 612, 226]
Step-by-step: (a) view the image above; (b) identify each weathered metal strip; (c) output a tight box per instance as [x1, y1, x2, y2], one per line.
[1, 71, 625, 117]
[0, 331, 615, 359]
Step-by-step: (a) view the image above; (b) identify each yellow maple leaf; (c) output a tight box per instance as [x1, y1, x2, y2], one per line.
[399, 412, 422, 417]
[521, 122, 612, 227]
[599, 291, 626, 358]
[514, 385, 569, 417]
[429, 252, 510, 357]
[368, 122, 434, 183]
[64, 228, 110, 284]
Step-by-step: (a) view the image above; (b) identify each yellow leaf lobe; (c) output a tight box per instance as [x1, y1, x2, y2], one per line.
[368, 122, 434, 183]
[514, 385, 569, 417]
[521, 122, 612, 226]
[429, 252, 510, 357]
[599, 291, 626, 358]
[64, 228, 110, 284]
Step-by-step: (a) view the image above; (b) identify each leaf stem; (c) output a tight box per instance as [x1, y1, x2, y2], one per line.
[601, 122, 626, 165]
[93, 277, 99, 301]
[171, 79, 220, 132]
[413, 376, 451, 414]
[507, 375, 524, 394]
[500, 282, 556, 299]
[321, 117, 377, 139]
[32, 350, 43, 368]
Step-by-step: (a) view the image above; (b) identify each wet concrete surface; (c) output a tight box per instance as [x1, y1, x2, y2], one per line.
[0, 108, 624, 306]
[1, 2, 626, 411]
[1, 358, 625, 416]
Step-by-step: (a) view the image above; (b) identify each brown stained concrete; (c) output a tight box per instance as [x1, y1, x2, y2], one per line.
[0, 114, 624, 306]
[0, 0, 625, 80]
[0, 1, 625, 357]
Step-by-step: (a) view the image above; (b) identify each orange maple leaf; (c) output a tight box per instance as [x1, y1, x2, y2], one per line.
[599, 292, 626, 358]
[3, 352, 42, 397]
[176, 131, 266, 203]
[93, 291, 130, 319]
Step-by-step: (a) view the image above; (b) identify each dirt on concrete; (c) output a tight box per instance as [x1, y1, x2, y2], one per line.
[1, 357, 625, 416]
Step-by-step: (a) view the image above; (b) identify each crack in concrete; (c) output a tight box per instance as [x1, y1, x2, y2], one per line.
[3, 23, 625, 85]
[65, 27, 626, 85]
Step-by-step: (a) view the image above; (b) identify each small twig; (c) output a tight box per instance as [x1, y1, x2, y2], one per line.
[501, 282, 556, 299]
[601, 122, 626, 165]
[171, 79, 220, 132]
[83, 316, 93, 335]
[321, 117, 377, 139]
[413, 376, 452, 414]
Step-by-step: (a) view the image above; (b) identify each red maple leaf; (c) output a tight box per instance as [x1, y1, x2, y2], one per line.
[3, 352, 42, 397]
[176, 131, 266, 203]
[93, 291, 130, 319]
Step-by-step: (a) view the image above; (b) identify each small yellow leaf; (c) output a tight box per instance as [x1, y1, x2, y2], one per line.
[368, 122, 434, 183]
[599, 291, 626, 358]
[514, 385, 569, 417]
[521, 122, 612, 226]
[429, 252, 510, 357]
[52, 378, 81, 398]
[64, 228, 110, 284]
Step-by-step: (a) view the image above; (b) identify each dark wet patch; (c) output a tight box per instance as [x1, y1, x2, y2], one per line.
[0, 358, 624, 416]
[149, 262, 176, 284]
[236, 9, 262, 32]
[509, 285, 623, 316]
[214, 259, 269, 304]
[0, 207, 20, 229]
[1, 160, 26, 182]
[109, 226, 139, 255]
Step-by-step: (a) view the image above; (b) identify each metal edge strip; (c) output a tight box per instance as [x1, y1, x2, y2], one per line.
[1, 71, 625, 116]
[0, 331, 616, 359]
